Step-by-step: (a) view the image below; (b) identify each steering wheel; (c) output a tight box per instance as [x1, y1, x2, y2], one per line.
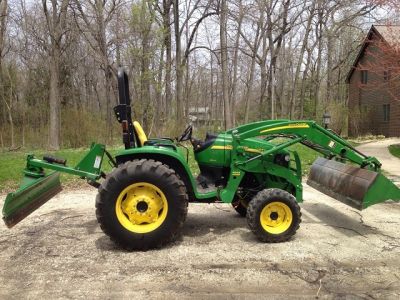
[177, 125, 193, 142]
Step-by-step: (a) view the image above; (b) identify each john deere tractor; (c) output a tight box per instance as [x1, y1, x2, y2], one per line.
[3, 69, 400, 250]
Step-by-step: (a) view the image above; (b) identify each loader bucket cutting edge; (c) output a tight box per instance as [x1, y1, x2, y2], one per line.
[307, 157, 400, 210]
[2, 172, 62, 228]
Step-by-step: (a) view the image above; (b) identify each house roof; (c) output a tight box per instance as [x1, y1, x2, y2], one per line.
[345, 25, 400, 83]
[373, 25, 400, 46]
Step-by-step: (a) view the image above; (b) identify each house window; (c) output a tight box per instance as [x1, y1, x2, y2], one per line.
[361, 70, 368, 84]
[383, 104, 390, 122]
[384, 69, 391, 81]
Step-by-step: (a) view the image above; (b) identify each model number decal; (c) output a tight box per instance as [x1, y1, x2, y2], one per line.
[94, 156, 102, 169]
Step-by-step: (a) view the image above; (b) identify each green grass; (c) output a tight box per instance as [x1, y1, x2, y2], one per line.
[388, 144, 400, 159]
[287, 144, 319, 175]
[0, 147, 122, 193]
[268, 138, 320, 176]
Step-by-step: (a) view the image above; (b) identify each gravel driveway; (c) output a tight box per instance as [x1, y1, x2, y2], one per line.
[0, 140, 399, 299]
[356, 138, 400, 182]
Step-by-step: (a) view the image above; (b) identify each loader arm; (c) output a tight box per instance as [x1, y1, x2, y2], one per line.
[230, 120, 400, 210]
[231, 120, 380, 170]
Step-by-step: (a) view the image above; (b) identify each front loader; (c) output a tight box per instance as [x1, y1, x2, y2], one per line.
[2, 68, 400, 250]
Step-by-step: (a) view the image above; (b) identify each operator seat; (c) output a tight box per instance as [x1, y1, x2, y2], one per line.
[133, 121, 148, 146]
[192, 132, 218, 153]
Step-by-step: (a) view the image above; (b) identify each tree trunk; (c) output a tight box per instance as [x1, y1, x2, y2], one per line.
[258, 30, 268, 119]
[314, 6, 323, 119]
[140, 0, 152, 132]
[48, 51, 61, 150]
[184, 7, 190, 119]
[154, 43, 165, 136]
[0, 0, 8, 146]
[230, 0, 243, 126]
[44, 0, 70, 150]
[326, 29, 333, 106]
[162, 0, 172, 118]
[0, 0, 6, 72]
[210, 52, 215, 121]
[244, 10, 262, 123]
[289, 0, 315, 119]
[266, 0, 290, 120]
[97, 1, 114, 142]
[173, 0, 183, 123]
[244, 51, 257, 123]
[299, 47, 312, 119]
[220, 0, 232, 129]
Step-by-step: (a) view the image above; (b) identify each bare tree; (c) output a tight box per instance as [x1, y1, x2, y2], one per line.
[0, 0, 14, 149]
[0, 0, 387, 149]
[289, 0, 316, 119]
[0, 0, 6, 71]
[220, 0, 232, 128]
[42, 0, 70, 150]
[0, 0, 8, 147]
[72, 0, 123, 141]
[158, 0, 173, 118]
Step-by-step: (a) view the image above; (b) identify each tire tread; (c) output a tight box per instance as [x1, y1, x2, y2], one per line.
[95, 159, 188, 250]
[247, 188, 301, 243]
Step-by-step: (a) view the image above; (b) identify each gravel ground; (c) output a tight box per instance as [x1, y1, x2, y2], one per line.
[0, 185, 399, 299]
[356, 138, 400, 182]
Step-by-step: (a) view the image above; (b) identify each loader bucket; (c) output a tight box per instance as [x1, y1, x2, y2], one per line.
[307, 157, 400, 210]
[2, 172, 62, 228]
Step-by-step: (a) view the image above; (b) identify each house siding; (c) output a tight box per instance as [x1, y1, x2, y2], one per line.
[348, 31, 400, 137]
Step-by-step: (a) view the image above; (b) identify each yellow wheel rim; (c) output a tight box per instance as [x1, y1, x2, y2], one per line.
[115, 182, 168, 233]
[260, 202, 293, 234]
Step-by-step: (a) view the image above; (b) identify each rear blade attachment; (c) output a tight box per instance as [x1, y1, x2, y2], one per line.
[307, 157, 400, 210]
[2, 172, 62, 228]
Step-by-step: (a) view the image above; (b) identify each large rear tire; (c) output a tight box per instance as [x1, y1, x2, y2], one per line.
[247, 188, 301, 243]
[96, 159, 188, 250]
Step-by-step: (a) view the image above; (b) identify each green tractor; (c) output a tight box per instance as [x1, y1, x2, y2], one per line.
[3, 69, 400, 250]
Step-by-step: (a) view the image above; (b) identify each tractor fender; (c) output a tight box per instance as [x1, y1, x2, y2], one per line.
[114, 147, 199, 202]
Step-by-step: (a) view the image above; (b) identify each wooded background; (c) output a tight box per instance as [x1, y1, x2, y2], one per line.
[0, 0, 398, 150]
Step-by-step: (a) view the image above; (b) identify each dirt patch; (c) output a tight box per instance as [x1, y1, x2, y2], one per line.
[0, 186, 399, 299]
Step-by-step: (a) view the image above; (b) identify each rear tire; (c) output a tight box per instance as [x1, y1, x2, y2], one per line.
[247, 188, 301, 243]
[96, 159, 188, 250]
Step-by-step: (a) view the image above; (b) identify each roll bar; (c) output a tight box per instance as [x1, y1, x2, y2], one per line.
[113, 68, 137, 149]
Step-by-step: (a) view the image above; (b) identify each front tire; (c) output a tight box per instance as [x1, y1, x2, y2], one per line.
[96, 159, 188, 250]
[247, 188, 301, 243]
